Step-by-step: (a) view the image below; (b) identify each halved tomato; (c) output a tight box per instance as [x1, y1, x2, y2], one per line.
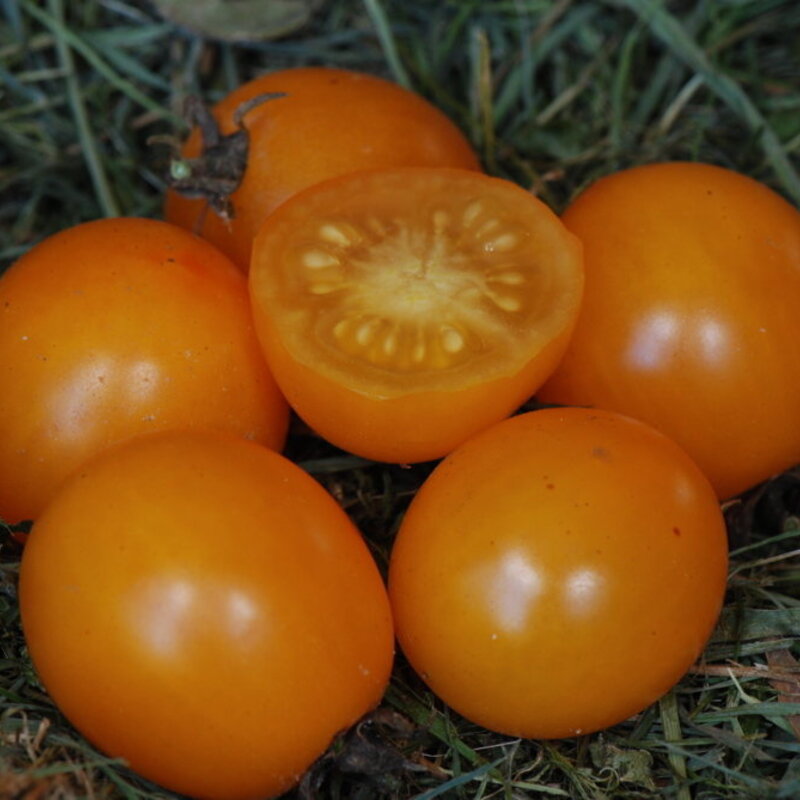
[249, 167, 583, 463]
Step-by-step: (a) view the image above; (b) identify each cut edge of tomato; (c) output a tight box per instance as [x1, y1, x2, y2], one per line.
[250, 167, 584, 400]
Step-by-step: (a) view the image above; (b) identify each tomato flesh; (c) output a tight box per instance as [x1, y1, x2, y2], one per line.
[250, 167, 583, 462]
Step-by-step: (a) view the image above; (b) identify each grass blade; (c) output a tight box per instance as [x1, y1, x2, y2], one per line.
[608, 0, 800, 202]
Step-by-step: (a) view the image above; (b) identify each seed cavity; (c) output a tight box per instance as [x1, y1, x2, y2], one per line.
[355, 319, 378, 346]
[489, 270, 525, 286]
[383, 329, 399, 356]
[319, 223, 352, 246]
[462, 200, 484, 226]
[412, 337, 427, 364]
[476, 218, 501, 238]
[490, 293, 522, 312]
[484, 232, 519, 253]
[302, 249, 340, 269]
[441, 326, 465, 354]
[332, 319, 350, 340]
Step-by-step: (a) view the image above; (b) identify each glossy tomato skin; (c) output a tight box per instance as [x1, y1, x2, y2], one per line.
[538, 161, 800, 499]
[0, 217, 289, 523]
[249, 167, 584, 464]
[165, 66, 481, 270]
[388, 407, 728, 739]
[19, 430, 394, 800]
[255, 335, 575, 465]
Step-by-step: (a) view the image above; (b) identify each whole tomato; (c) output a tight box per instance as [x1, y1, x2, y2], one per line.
[0, 217, 289, 523]
[538, 161, 800, 499]
[388, 407, 728, 739]
[164, 66, 481, 270]
[249, 166, 583, 463]
[19, 429, 394, 800]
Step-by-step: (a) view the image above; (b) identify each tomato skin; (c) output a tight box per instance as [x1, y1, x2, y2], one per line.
[538, 161, 800, 499]
[249, 166, 584, 464]
[388, 407, 728, 739]
[165, 66, 481, 270]
[19, 430, 394, 800]
[256, 314, 575, 464]
[0, 217, 289, 524]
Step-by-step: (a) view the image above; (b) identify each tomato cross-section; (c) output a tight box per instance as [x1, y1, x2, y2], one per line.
[249, 167, 584, 463]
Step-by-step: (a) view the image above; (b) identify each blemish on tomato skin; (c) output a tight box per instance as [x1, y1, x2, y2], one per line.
[591, 446, 611, 461]
[672, 526, 681, 536]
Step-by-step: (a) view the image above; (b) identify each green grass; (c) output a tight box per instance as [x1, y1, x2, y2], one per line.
[2, 0, 800, 798]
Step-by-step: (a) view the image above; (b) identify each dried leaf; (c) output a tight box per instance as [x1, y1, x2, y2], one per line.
[588, 739, 656, 790]
[153, 0, 322, 42]
[298, 708, 435, 799]
[766, 649, 800, 739]
[711, 606, 800, 643]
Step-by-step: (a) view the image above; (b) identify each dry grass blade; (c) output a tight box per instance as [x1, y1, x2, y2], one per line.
[765, 649, 800, 740]
[608, 0, 800, 203]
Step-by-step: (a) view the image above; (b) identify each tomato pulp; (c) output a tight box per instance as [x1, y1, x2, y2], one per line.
[249, 166, 583, 463]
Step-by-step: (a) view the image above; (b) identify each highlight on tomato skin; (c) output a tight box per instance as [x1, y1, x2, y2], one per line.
[388, 406, 729, 740]
[18, 429, 395, 800]
[0, 217, 290, 524]
[249, 166, 584, 464]
[537, 160, 800, 500]
[164, 65, 481, 270]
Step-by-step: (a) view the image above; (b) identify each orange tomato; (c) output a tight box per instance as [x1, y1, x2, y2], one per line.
[388, 407, 728, 739]
[164, 66, 481, 270]
[0, 217, 289, 523]
[249, 166, 584, 463]
[19, 429, 394, 800]
[538, 161, 800, 499]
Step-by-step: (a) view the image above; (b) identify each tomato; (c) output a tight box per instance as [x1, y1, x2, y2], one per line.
[249, 166, 583, 463]
[164, 66, 481, 270]
[538, 161, 800, 499]
[0, 218, 289, 524]
[19, 429, 394, 800]
[388, 407, 728, 739]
